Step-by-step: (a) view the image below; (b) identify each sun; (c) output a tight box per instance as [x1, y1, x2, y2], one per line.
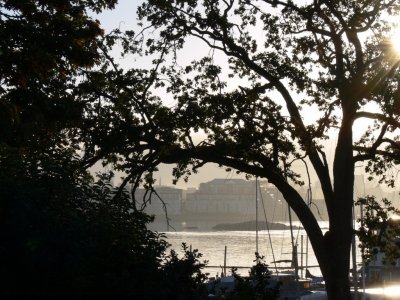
[390, 27, 400, 53]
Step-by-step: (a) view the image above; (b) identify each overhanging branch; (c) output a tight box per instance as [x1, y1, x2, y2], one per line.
[354, 111, 400, 128]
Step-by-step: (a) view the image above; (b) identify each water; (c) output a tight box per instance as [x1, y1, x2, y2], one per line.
[165, 227, 400, 298]
[164, 222, 331, 278]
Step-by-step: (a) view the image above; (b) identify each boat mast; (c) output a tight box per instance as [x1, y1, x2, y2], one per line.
[288, 204, 299, 279]
[288, 199, 300, 299]
[360, 203, 366, 300]
[256, 177, 259, 254]
[352, 203, 359, 299]
[260, 182, 279, 275]
[305, 187, 311, 275]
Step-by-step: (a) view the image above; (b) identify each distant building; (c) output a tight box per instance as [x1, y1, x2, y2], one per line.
[135, 186, 183, 216]
[135, 178, 333, 231]
[184, 178, 287, 219]
[185, 178, 256, 214]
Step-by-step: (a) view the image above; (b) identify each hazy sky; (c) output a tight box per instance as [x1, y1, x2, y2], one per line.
[96, 0, 141, 32]
[92, 0, 343, 189]
[93, 1, 400, 192]
[94, 0, 251, 189]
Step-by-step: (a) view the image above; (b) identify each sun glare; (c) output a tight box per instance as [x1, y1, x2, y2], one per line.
[365, 285, 400, 297]
[384, 286, 400, 297]
[391, 214, 400, 221]
[390, 28, 400, 53]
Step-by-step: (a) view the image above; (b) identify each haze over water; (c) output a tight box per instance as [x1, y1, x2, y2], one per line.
[164, 222, 347, 278]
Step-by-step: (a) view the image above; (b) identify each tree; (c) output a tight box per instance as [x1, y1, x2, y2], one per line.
[0, 0, 118, 149]
[233, 254, 280, 300]
[0, 1, 210, 299]
[160, 243, 209, 300]
[210, 254, 279, 299]
[78, 1, 400, 299]
[0, 1, 215, 299]
[356, 196, 400, 265]
[0, 153, 209, 299]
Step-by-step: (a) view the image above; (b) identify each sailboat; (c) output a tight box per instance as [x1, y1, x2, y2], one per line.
[255, 178, 326, 299]
[208, 178, 327, 299]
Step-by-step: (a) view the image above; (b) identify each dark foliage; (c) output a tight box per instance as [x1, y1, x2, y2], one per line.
[160, 243, 209, 300]
[0, 150, 209, 299]
[356, 196, 400, 265]
[0, 150, 162, 299]
[0, 1, 209, 299]
[0, 0, 117, 148]
[211, 253, 279, 300]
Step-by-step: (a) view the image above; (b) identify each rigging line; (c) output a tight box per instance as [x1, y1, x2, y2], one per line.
[288, 202, 298, 269]
[295, 187, 313, 243]
[280, 193, 287, 259]
[295, 216, 302, 244]
[296, 158, 311, 245]
[300, 157, 321, 220]
[225, 168, 235, 181]
[284, 161, 299, 279]
[271, 190, 277, 224]
[279, 188, 286, 259]
[259, 181, 279, 275]
[294, 191, 307, 243]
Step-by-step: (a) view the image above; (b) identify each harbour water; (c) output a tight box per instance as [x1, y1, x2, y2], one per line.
[164, 225, 400, 299]
[164, 222, 331, 278]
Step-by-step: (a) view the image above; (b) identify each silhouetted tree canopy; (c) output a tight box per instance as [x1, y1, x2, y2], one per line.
[4, 0, 400, 299]
[0, 155, 209, 299]
[0, 0, 118, 148]
[356, 196, 400, 265]
[0, 1, 209, 299]
[76, 1, 400, 299]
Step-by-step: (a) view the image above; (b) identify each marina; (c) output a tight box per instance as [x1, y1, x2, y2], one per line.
[165, 228, 327, 299]
[164, 225, 327, 278]
[164, 225, 400, 299]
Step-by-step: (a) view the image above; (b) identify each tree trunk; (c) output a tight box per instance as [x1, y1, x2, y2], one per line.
[321, 111, 355, 300]
[324, 262, 352, 300]
[321, 226, 353, 300]
[273, 176, 353, 299]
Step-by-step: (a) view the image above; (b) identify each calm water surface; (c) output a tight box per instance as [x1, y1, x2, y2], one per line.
[164, 222, 333, 277]
[165, 227, 400, 298]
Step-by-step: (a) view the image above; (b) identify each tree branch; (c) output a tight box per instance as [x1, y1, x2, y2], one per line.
[354, 111, 400, 128]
